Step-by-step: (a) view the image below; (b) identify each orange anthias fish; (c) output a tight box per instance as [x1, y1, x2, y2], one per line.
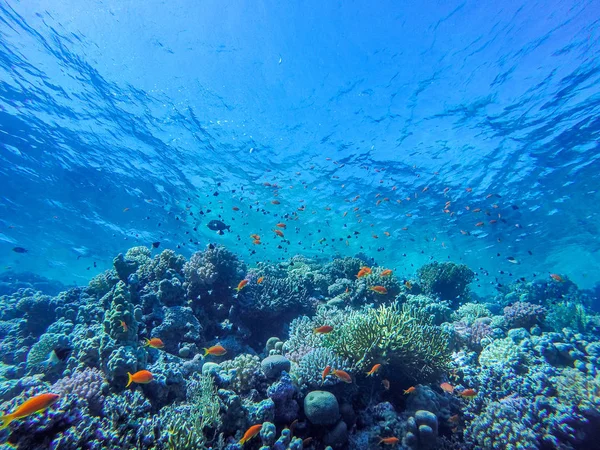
[239, 423, 262, 445]
[143, 338, 165, 349]
[356, 266, 372, 278]
[440, 382, 454, 394]
[460, 388, 477, 399]
[370, 286, 388, 295]
[257, 276, 265, 284]
[550, 273, 564, 282]
[235, 279, 249, 292]
[120, 320, 128, 332]
[378, 436, 400, 445]
[274, 229, 284, 237]
[253, 239, 262, 245]
[204, 345, 227, 357]
[0, 393, 60, 429]
[271, 200, 280, 205]
[276, 223, 286, 228]
[322, 365, 332, 383]
[314, 325, 334, 334]
[250, 234, 260, 240]
[404, 386, 416, 395]
[380, 269, 393, 277]
[332, 369, 352, 383]
[475, 221, 484, 227]
[366, 363, 382, 376]
[126, 370, 154, 387]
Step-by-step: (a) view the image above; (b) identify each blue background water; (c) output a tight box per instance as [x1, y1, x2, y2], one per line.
[0, 0, 599, 293]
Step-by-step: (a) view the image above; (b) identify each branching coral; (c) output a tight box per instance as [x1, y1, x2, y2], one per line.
[503, 301, 546, 329]
[417, 262, 474, 304]
[323, 303, 451, 381]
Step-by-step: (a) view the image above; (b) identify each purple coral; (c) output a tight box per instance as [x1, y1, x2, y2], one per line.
[503, 301, 546, 329]
[454, 319, 493, 350]
[52, 367, 106, 415]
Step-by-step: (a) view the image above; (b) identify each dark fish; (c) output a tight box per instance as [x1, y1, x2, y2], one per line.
[12, 247, 28, 253]
[152, 242, 160, 248]
[207, 220, 231, 235]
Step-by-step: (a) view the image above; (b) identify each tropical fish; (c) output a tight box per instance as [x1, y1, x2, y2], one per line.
[235, 279, 249, 292]
[370, 286, 388, 294]
[0, 393, 60, 429]
[207, 220, 231, 235]
[271, 200, 280, 205]
[239, 423, 262, 445]
[550, 273, 564, 282]
[204, 345, 227, 356]
[404, 281, 412, 290]
[122, 207, 130, 212]
[404, 386, 416, 395]
[126, 370, 154, 387]
[257, 276, 265, 284]
[356, 266, 372, 278]
[380, 269, 393, 277]
[276, 223, 286, 228]
[12, 247, 28, 253]
[322, 365, 332, 383]
[331, 369, 352, 383]
[314, 325, 334, 334]
[382, 379, 390, 390]
[378, 436, 400, 445]
[440, 382, 454, 394]
[250, 234, 260, 240]
[475, 221, 484, 227]
[120, 320, 128, 332]
[274, 229, 284, 237]
[143, 338, 165, 349]
[459, 388, 477, 399]
[253, 239, 261, 245]
[366, 363, 382, 376]
[152, 241, 160, 249]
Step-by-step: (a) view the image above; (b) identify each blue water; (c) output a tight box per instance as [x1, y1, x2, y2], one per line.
[1, 0, 599, 294]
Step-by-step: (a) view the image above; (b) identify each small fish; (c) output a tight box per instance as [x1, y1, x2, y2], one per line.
[250, 234, 260, 240]
[120, 320, 128, 332]
[404, 386, 416, 395]
[232, 206, 240, 211]
[204, 345, 227, 356]
[380, 269, 393, 277]
[475, 221, 484, 227]
[235, 279, 249, 292]
[143, 338, 165, 349]
[274, 229, 284, 237]
[271, 200, 281, 205]
[366, 363, 382, 376]
[440, 382, 454, 394]
[384, 231, 390, 237]
[314, 325, 334, 334]
[550, 273, 564, 282]
[356, 266, 372, 278]
[151, 242, 160, 249]
[465, 187, 473, 192]
[123, 207, 130, 212]
[253, 239, 262, 245]
[404, 280, 412, 290]
[207, 220, 231, 235]
[331, 369, 352, 383]
[276, 223, 286, 228]
[257, 276, 265, 284]
[322, 365, 332, 383]
[459, 388, 477, 399]
[12, 247, 28, 253]
[239, 423, 262, 445]
[126, 370, 154, 387]
[370, 286, 388, 294]
[382, 379, 390, 390]
[507, 256, 519, 264]
[0, 393, 60, 429]
[378, 436, 400, 445]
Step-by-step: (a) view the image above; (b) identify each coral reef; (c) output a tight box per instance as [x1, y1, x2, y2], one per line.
[417, 262, 474, 304]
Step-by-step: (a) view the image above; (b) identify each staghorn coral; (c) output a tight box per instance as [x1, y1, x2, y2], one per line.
[417, 261, 474, 304]
[293, 347, 353, 391]
[323, 302, 451, 381]
[238, 275, 313, 319]
[503, 301, 546, 329]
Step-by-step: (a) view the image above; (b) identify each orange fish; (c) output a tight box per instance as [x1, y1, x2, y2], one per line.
[384, 231, 390, 237]
[404, 281, 412, 290]
[250, 234, 260, 240]
[126, 370, 154, 387]
[366, 364, 382, 376]
[276, 223, 286, 228]
[271, 200, 280, 205]
[378, 437, 400, 445]
[459, 388, 477, 399]
[322, 365, 332, 383]
[0, 393, 60, 429]
[370, 286, 388, 295]
[257, 276, 264, 284]
[253, 239, 262, 245]
[440, 382, 454, 394]
[122, 207, 130, 212]
[143, 338, 165, 349]
[239, 423, 262, 445]
[232, 206, 240, 211]
[382, 379, 390, 390]
[372, 234, 379, 239]
[380, 269, 392, 277]
[404, 386, 416, 395]
[274, 229, 284, 237]
[475, 221, 484, 227]
[314, 325, 334, 334]
[332, 369, 352, 383]
[235, 279, 249, 292]
[204, 345, 227, 357]
[120, 320, 128, 332]
[422, 186, 429, 192]
[550, 273, 564, 282]
[356, 267, 372, 278]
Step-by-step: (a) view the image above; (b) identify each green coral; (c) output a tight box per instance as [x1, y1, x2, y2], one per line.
[402, 294, 453, 325]
[452, 302, 491, 325]
[478, 337, 525, 368]
[553, 368, 600, 416]
[545, 301, 591, 333]
[103, 281, 138, 344]
[218, 354, 264, 394]
[417, 261, 474, 303]
[323, 302, 451, 381]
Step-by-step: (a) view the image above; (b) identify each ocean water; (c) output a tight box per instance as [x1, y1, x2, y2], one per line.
[1, 1, 600, 449]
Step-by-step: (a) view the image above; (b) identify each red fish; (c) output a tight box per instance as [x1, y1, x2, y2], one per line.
[475, 221, 484, 227]
[235, 279, 249, 292]
[370, 286, 388, 295]
[143, 338, 165, 349]
[404, 386, 416, 395]
[322, 365, 332, 383]
[126, 370, 154, 387]
[239, 423, 262, 445]
[204, 345, 227, 357]
[459, 388, 477, 399]
[356, 267, 372, 278]
[440, 382, 454, 394]
[366, 364, 382, 376]
[378, 436, 400, 445]
[276, 223, 286, 228]
[380, 269, 392, 277]
[257, 276, 264, 284]
[332, 369, 352, 383]
[314, 325, 334, 334]
[271, 200, 280, 205]
[274, 229, 284, 237]
[120, 320, 128, 332]
[0, 393, 60, 429]
[550, 273, 564, 282]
